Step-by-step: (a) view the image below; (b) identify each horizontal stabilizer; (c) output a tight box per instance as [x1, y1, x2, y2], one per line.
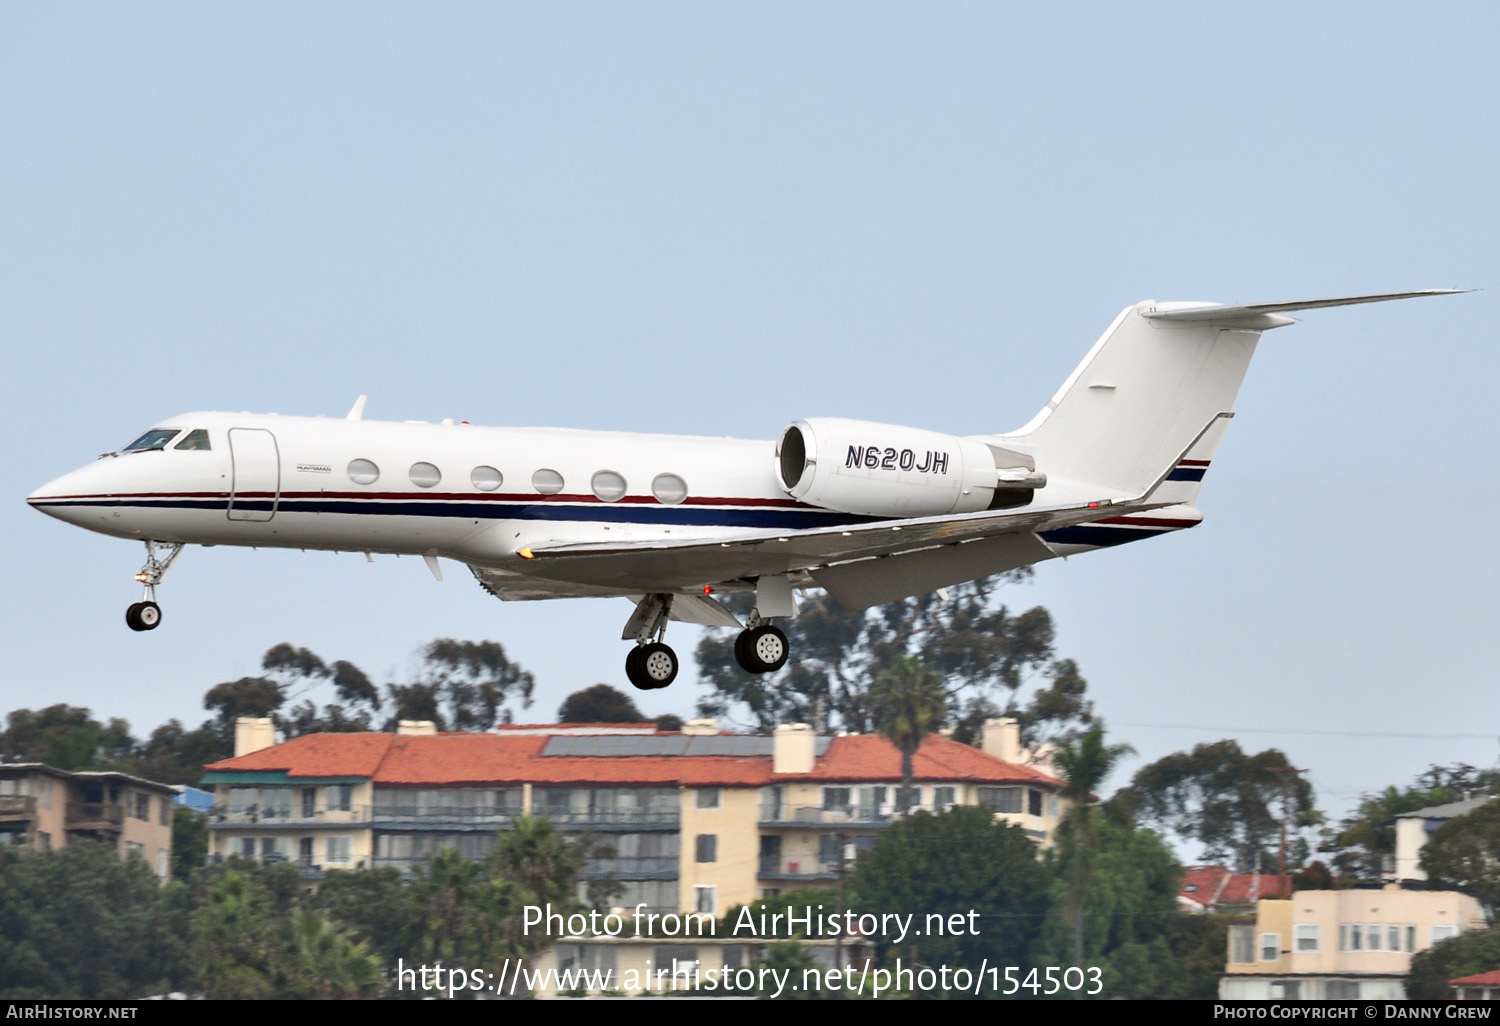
[1143, 289, 1469, 329]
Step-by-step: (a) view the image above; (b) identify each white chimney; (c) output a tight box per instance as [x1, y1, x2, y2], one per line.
[773, 723, 815, 774]
[982, 717, 1022, 764]
[234, 717, 276, 757]
[397, 720, 438, 736]
[682, 718, 718, 736]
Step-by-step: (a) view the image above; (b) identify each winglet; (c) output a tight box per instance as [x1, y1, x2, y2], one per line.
[346, 395, 368, 421]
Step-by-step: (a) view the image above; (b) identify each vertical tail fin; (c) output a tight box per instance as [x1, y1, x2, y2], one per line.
[992, 290, 1463, 499]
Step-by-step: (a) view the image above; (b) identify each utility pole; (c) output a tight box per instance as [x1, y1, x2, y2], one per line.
[1267, 765, 1304, 897]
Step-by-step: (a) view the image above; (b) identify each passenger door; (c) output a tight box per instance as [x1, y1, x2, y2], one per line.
[227, 428, 280, 522]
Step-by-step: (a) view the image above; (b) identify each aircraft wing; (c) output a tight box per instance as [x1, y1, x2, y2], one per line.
[499, 496, 1161, 601]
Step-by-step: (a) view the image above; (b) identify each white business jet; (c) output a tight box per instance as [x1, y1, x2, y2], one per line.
[28, 290, 1461, 691]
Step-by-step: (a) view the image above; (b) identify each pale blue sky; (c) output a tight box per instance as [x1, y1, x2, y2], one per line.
[4, 4, 1497, 842]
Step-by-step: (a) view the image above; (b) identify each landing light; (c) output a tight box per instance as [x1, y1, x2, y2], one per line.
[518, 547, 535, 559]
[134, 573, 149, 582]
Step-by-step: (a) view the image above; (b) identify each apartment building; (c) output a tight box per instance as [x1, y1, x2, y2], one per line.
[1219, 886, 1486, 1000]
[0, 762, 177, 879]
[201, 716, 1066, 915]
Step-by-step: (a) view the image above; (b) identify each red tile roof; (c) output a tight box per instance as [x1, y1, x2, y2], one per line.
[1450, 970, 1500, 987]
[204, 730, 1061, 788]
[203, 732, 394, 778]
[1178, 865, 1291, 906]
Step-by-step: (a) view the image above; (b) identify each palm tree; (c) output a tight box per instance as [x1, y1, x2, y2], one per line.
[870, 656, 946, 814]
[1053, 726, 1135, 967]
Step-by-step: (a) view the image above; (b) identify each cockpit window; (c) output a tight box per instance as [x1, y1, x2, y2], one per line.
[122, 428, 182, 453]
[174, 429, 211, 451]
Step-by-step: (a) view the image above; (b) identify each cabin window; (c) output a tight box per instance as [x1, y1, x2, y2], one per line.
[409, 462, 441, 488]
[591, 470, 627, 502]
[532, 469, 564, 495]
[173, 429, 211, 451]
[471, 466, 502, 491]
[652, 473, 688, 505]
[123, 428, 181, 453]
[347, 459, 380, 485]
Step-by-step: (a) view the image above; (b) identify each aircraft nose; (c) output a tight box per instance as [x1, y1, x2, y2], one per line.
[28, 464, 110, 526]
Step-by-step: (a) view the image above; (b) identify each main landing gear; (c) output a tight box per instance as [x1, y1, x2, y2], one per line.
[623, 594, 680, 691]
[621, 593, 793, 691]
[126, 541, 182, 632]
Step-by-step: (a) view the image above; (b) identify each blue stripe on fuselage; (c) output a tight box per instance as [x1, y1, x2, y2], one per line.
[31, 495, 879, 530]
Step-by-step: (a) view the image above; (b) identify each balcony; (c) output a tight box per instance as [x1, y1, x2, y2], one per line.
[758, 855, 841, 881]
[209, 804, 372, 829]
[0, 795, 37, 823]
[66, 802, 124, 833]
[583, 855, 679, 879]
[372, 804, 522, 830]
[534, 808, 680, 830]
[758, 804, 892, 829]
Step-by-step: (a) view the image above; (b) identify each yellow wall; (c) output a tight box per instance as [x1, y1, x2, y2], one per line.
[679, 787, 761, 915]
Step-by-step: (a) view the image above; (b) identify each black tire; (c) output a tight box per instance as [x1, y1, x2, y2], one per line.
[125, 602, 145, 631]
[625, 646, 650, 691]
[738, 624, 789, 674]
[637, 642, 678, 689]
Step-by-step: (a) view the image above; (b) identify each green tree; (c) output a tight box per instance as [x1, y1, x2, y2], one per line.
[1406, 926, 1500, 999]
[695, 576, 1089, 741]
[171, 806, 207, 883]
[1420, 799, 1500, 918]
[1053, 726, 1135, 967]
[1120, 740, 1318, 873]
[385, 639, 536, 731]
[558, 684, 646, 723]
[869, 656, 946, 813]
[0, 705, 136, 771]
[308, 866, 413, 964]
[850, 806, 1050, 990]
[188, 868, 281, 998]
[273, 907, 384, 999]
[0, 841, 187, 999]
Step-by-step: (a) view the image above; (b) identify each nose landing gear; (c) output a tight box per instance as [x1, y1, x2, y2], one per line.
[126, 541, 182, 632]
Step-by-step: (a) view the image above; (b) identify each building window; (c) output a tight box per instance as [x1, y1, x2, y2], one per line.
[656, 945, 700, 976]
[1339, 924, 1348, 952]
[1260, 933, 1279, 961]
[695, 834, 717, 863]
[327, 785, 352, 812]
[1269, 980, 1301, 999]
[1027, 789, 1042, 816]
[695, 788, 721, 810]
[302, 788, 317, 818]
[1367, 924, 1382, 951]
[1387, 925, 1400, 952]
[125, 841, 144, 860]
[1229, 925, 1254, 964]
[1325, 981, 1360, 999]
[1405, 925, 1416, 953]
[156, 849, 169, 878]
[1295, 925, 1320, 953]
[1047, 793, 1060, 817]
[1430, 925, 1459, 947]
[977, 787, 1024, 814]
[933, 786, 955, 809]
[240, 838, 255, 858]
[36, 831, 50, 851]
[159, 796, 172, 826]
[822, 787, 851, 812]
[694, 886, 715, 916]
[326, 836, 351, 864]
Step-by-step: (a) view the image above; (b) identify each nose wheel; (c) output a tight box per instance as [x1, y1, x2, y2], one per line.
[126, 541, 182, 633]
[126, 602, 162, 632]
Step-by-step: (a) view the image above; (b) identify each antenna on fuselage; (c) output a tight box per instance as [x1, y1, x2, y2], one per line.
[346, 395, 368, 421]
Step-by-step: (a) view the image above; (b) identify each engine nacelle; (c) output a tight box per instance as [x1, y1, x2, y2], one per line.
[775, 418, 1044, 518]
